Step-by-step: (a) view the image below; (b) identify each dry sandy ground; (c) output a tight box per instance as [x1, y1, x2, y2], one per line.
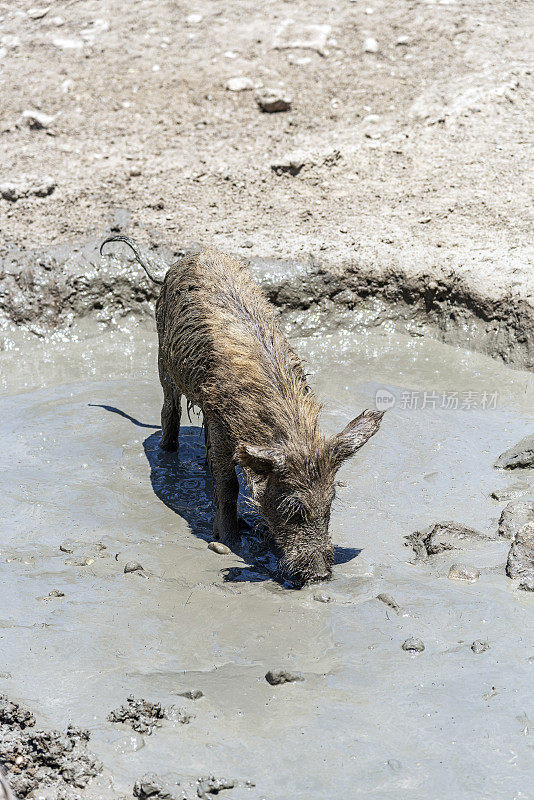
[0, 0, 532, 289]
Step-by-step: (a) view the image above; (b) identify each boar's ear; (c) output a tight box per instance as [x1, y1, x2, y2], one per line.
[235, 443, 286, 476]
[329, 409, 385, 468]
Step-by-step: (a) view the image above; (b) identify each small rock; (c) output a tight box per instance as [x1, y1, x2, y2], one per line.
[52, 37, 84, 50]
[48, 589, 65, 597]
[133, 773, 176, 800]
[363, 114, 380, 124]
[362, 37, 379, 53]
[376, 593, 401, 613]
[0, 174, 56, 202]
[129, 165, 142, 177]
[448, 564, 480, 582]
[51, 15, 65, 26]
[271, 151, 307, 176]
[27, 6, 50, 19]
[491, 483, 531, 503]
[313, 592, 333, 603]
[402, 637, 425, 653]
[177, 689, 203, 700]
[494, 435, 534, 469]
[225, 76, 255, 92]
[265, 669, 304, 685]
[396, 35, 410, 45]
[68, 556, 94, 567]
[186, 13, 203, 24]
[124, 561, 144, 573]
[272, 20, 331, 55]
[506, 522, 534, 588]
[471, 640, 490, 654]
[499, 500, 534, 539]
[59, 541, 74, 553]
[207, 541, 231, 555]
[197, 777, 236, 799]
[255, 88, 291, 113]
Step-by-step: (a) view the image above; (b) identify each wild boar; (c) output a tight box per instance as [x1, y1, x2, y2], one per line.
[101, 235, 384, 585]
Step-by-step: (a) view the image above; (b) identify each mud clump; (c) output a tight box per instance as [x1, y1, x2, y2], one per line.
[108, 697, 166, 735]
[196, 776, 237, 797]
[108, 697, 193, 734]
[405, 521, 491, 561]
[0, 695, 101, 798]
[506, 522, 534, 591]
[498, 500, 534, 539]
[494, 435, 534, 469]
[376, 593, 401, 613]
[265, 670, 304, 686]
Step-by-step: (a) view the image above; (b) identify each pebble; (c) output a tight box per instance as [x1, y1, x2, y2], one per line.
[129, 165, 142, 177]
[48, 589, 65, 597]
[396, 36, 410, 46]
[59, 541, 74, 553]
[362, 37, 379, 54]
[186, 13, 203, 24]
[0, 174, 56, 202]
[271, 151, 306, 176]
[207, 541, 231, 555]
[177, 689, 203, 700]
[255, 88, 291, 113]
[376, 593, 400, 613]
[265, 669, 305, 685]
[53, 37, 84, 50]
[363, 114, 380, 124]
[471, 640, 490, 654]
[313, 592, 333, 603]
[67, 556, 94, 567]
[27, 6, 50, 19]
[124, 561, 144, 573]
[225, 77, 255, 92]
[22, 109, 57, 130]
[448, 564, 480, 582]
[402, 637, 425, 653]
[271, 20, 331, 56]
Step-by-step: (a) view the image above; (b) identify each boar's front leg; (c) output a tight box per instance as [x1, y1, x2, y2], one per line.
[158, 357, 181, 453]
[206, 418, 239, 546]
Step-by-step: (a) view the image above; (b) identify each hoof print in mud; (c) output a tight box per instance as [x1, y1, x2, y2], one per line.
[265, 669, 305, 685]
[0, 695, 101, 798]
[107, 697, 168, 735]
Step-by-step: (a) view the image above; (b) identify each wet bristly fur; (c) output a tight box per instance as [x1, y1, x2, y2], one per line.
[102, 238, 385, 586]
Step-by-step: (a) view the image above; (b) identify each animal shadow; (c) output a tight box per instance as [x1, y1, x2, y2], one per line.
[90, 404, 361, 585]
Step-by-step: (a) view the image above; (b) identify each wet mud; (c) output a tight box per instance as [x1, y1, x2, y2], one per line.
[1, 311, 533, 799]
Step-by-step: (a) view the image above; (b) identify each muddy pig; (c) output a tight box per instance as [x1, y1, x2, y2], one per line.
[101, 235, 384, 585]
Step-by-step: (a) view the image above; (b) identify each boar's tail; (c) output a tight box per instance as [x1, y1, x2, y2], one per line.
[100, 235, 164, 285]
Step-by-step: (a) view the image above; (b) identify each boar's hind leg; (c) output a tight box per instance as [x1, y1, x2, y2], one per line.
[159, 366, 181, 453]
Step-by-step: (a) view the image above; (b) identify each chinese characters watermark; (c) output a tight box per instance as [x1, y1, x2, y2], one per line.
[374, 388, 499, 411]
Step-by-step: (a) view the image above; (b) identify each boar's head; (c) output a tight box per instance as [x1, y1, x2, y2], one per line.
[236, 409, 384, 586]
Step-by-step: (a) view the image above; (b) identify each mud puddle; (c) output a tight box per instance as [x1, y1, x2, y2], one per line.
[1, 318, 533, 799]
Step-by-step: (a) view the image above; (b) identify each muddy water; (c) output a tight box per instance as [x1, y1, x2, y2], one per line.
[1, 317, 533, 800]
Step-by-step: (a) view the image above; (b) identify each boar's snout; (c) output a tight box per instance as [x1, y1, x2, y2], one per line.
[282, 548, 333, 587]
